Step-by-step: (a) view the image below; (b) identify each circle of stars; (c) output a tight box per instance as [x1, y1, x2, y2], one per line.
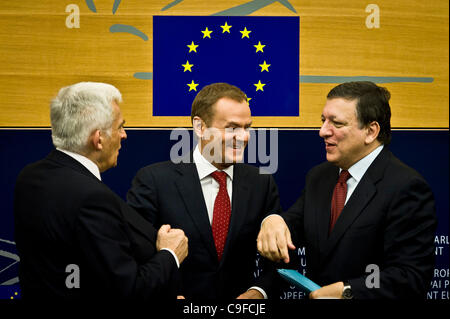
[181, 22, 271, 101]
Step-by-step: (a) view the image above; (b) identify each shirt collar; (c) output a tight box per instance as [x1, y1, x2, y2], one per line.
[57, 148, 102, 181]
[343, 144, 384, 182]
[193, 145, 233, 180]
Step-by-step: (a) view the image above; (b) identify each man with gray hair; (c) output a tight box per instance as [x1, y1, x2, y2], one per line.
[14, 82, 188, 300]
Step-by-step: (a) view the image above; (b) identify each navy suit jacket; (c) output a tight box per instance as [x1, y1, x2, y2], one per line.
[283, 147, 437, 299]
[14, 150, 180, 300]
[127, 158, 282, 299]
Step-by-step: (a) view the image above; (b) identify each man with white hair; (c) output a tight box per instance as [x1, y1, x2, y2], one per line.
[14, 82, 188, 300]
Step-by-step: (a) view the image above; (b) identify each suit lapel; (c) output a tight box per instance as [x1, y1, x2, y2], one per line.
[321, 148, 390, 261]
[174, 163, 218, 261]
[322, 176, 377, 259]
[221, 164, 250, 264]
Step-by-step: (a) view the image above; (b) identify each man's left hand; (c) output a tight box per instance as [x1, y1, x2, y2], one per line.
[309, 282, 344, 299]
[236, 289, 264, 299]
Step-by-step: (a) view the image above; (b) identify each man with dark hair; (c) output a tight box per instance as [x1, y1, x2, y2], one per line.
[327, 81, 392, 145]
[257, 81, 437, 299]
[127, 82, 281, 299]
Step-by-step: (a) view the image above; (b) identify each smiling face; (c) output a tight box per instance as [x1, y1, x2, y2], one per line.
[319, 98, 371, 170]
[199, 97, 251, 169]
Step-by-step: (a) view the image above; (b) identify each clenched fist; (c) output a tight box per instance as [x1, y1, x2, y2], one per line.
[157, 225, 189, 264]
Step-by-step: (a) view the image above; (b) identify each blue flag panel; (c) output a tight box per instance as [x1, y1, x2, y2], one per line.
[153, 16, 299, 117]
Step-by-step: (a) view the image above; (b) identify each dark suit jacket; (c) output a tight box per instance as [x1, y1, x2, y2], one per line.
[283, 147, 437, 299]
[127, 158, 282, 299]
[14, 150, 179, 300]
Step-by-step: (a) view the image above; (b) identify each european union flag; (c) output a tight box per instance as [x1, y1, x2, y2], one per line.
[153, 16, 299, 117]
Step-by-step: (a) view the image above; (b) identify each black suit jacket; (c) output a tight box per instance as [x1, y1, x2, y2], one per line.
[283, 147, 437, 299]
[127, 158, 282, 299]
[14, 150, 179, 300]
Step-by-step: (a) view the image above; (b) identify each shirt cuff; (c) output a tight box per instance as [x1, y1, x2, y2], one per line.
[160, 248, 180, 268]
[248, 286, 268, 299]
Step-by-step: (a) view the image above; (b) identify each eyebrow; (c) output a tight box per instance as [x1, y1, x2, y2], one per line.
[226, 120, 252, 127]
[321, 115, 343, 122]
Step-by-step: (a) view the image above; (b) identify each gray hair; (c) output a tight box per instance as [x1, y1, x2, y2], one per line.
[50, 82, 122, 153]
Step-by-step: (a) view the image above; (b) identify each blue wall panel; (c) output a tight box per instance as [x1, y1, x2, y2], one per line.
[0, 129, 448, 299]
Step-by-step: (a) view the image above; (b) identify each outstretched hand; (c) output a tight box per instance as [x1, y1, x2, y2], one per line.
[256, 215, 295, 263]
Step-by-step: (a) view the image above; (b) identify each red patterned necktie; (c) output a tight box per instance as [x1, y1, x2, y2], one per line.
[329, 170, 351, 234]
[210, 171, 231, 261]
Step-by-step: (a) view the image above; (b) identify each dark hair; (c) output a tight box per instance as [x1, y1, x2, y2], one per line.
[327, 81, 392, 145]
[191, 83, 247, 126]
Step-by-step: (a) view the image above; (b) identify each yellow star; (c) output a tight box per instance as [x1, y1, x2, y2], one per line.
[259, 60, 271, 72]
[254, 80, 266, 92]
[220, 22, 232, 33]
[240, 27, 251, 39]
[187, 41, 198, 53]
[182, 60, 194, 72]
[187, 80, 199, 92]
[254, 41, 266, 53]
[246, 97, 252, 104]
[201, 27, 213, 39]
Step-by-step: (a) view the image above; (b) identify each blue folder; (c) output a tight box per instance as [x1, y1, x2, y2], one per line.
[277, 269, 321, 293]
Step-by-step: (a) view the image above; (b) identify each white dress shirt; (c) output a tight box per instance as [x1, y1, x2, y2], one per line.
[193, 145, 268, 298]
[344, 144, 384, 204]
[57, 148, 101, 181]
[56, 148, 180, 268]
[193, 146, 233, 224]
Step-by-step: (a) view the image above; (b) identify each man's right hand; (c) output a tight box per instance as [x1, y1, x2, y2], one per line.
[257, 215, 295, 263]
[156, 225, 189, 264]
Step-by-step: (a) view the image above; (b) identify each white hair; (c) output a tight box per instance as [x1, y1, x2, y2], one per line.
[50, 82, 122, 153]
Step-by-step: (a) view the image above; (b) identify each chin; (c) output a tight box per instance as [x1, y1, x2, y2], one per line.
[111, 158, 118, 168]
[225, 151, 244, 164]
[326, 154, 338, 165]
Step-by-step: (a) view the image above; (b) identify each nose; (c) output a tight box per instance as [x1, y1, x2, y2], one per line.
[319, 120, 332, 138]
[121, 127, 127, 140]
[234, 127, 249, 142]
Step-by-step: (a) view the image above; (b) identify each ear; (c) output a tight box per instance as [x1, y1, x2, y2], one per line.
[192, 116, 205, 139]
[90, 129, 103, 151]
[365, 121, 380, 144]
